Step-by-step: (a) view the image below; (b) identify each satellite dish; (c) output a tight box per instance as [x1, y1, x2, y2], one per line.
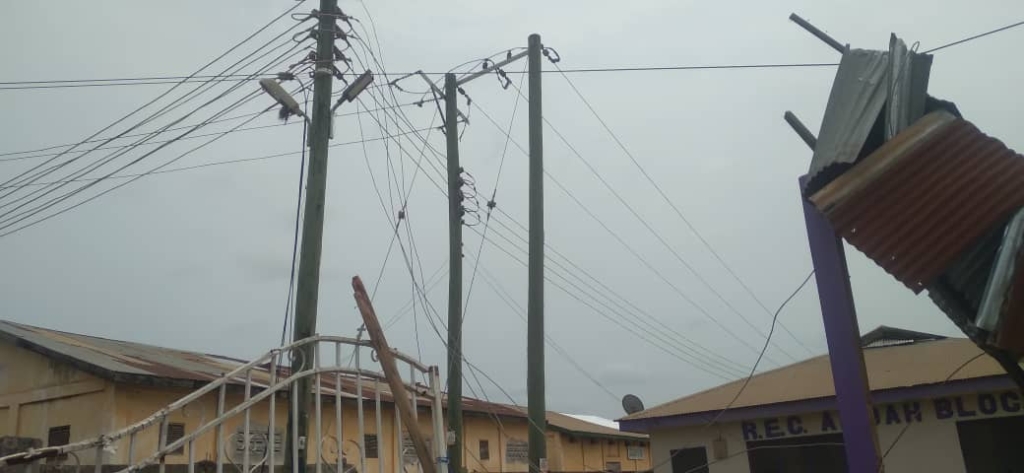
[622, 394, 645, 415]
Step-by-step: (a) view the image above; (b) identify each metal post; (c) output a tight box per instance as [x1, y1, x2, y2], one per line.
[270, 355, 279, 472]
[159, 417, 168, 473]
[217, 384, 226, 473]
[526, 33, 547, 473]
[335, 343, 343, 473]
[356, 346, 367, 473]
[789, 13, 846, 53]
[430, 367, 448, 473]
[244, 370, 253, 473]
[800, 176, 883, 472]
[288, 0, 340, 468]
[375, 380, 384, 473]
[443, 72, 464, 473]
[316, 350, 324, 473]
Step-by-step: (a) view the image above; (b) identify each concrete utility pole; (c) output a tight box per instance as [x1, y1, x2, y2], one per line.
[286, 0, 338, 471]
[444, 72, 464, 473]
[526, 33, 547, 473]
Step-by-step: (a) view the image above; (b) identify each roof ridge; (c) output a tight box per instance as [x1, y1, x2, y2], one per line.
[0, 319, 244, 361]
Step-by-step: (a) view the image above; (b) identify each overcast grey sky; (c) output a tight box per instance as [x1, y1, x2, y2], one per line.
[1, 0, 1022, 420]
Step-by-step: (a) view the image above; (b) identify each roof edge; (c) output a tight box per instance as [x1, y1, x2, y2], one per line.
[547, 424, 647, 441]
[618, 375, 1015, 433]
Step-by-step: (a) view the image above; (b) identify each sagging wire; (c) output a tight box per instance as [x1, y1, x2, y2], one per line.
[460, 168, 482, 228]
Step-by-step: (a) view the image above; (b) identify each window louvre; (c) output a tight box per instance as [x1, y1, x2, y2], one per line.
[627, 446, 645, 460]
[47, 426, 70, 463]
[364, 434, 379, 459]
[166, 423, 186, 455]
[479, 440, 490, 461]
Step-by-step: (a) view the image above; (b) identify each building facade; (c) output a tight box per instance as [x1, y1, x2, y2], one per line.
[0, 320, 649, 473]
[618, 327, 1024, 473]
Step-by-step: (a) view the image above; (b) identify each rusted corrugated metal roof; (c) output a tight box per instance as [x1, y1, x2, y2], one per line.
[0, 319, 251, 387]
[0, 319, 522, 418]
[810, 111, 1024, 292]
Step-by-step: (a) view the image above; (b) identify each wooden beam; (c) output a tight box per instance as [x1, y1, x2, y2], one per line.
[352, 276, 436, 473]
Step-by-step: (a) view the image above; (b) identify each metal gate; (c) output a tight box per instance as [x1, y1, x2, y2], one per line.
[0, 335, 447, 473]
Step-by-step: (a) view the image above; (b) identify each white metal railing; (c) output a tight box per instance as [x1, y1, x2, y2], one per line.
[0, 335, 447, 473]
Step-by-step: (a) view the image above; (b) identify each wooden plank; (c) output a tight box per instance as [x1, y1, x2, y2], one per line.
[351, 276, 436, 473]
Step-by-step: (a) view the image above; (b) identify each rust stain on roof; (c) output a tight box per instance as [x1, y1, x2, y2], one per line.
[810, 111, 1024, 292]
[621, 338, 1006, 421]
[0, 320, 586, 423]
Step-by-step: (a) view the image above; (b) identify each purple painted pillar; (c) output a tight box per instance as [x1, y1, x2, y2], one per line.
[800, 176, 882, 472]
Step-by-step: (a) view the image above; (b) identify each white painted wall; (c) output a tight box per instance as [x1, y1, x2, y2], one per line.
[647, 389, 1024, 473]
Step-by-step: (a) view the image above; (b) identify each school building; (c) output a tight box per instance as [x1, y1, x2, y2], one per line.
[0, 319, 650, 473]
[618, 326, 1024, 473]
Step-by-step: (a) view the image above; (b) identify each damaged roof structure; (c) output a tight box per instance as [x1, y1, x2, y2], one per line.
[801, 34, 1024, 386]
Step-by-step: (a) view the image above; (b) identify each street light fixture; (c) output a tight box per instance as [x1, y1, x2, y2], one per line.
[259, 78, 307, 122]
[333, 70, 374, 112]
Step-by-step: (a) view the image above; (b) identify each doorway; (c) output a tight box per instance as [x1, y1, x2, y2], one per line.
[957, 415, 1024, 472]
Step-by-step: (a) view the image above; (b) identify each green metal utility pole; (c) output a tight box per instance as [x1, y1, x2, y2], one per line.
[286, 0, 338, 471]
[526, 33, 547, 473]
[444, 72, 464, 473]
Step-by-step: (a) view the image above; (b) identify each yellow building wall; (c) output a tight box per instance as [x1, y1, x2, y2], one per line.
[110, 384, 443, 472]
[649, 391, 1024, 473]
[463, 414, 525, 473]
[0, 342, 114, 442]
[1, 341, 652, 473]
[556, 435, 649, 472]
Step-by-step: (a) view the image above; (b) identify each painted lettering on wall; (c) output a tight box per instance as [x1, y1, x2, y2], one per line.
[740, 391, 1023, 442]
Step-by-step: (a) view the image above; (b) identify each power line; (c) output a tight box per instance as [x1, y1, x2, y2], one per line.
[362, 79, 756, 379]
[0, 94, 274, 238]
[462, 64, 528, 324]
[0, 74, 276, 85]
[548, 61, 816, 356]
[702, 270, 815, 426]
[924, 19, 1024, 53]
[279, 84, 310, 348]
[638, 270, 816, 473]
[0, 127, 435, 190]
[0, 20, 311, 206]
[0, 42, 307, 228]
[472, 219, 749, 380]
[509, 81, 799, 361]
[0, 76, 279, 90]
[0, 101, 427, 162]
[469, 253, 620, 402]
[371, 82, 753, 378]
[877, 351, 988, 467]
[469, 97, 791, 365]
[0, 62, 842, 90]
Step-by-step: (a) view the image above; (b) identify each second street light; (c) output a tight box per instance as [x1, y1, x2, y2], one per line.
[258, 68, 373, 473]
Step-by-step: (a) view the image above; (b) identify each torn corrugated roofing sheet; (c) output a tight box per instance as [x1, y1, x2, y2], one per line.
[804, 48, 889, 195]
[810, 111, 1024, 292]
[885, 34, 933, 140]
[804, 36, 937, 196]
